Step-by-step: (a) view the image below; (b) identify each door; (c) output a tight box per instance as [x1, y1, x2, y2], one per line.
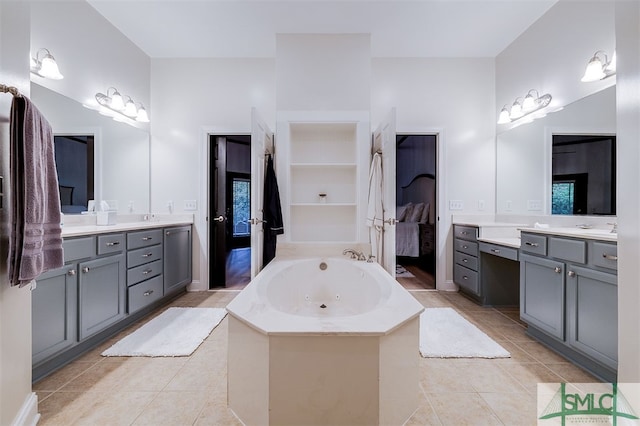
[209, 136, 227, 287]
[164, 226, 193, 294]
[372, 109, 396, 275]
[250, 108, 273, 278]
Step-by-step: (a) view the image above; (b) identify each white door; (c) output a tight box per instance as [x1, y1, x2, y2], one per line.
[250, 108, 273, 278]
[372, 109, 397, 276]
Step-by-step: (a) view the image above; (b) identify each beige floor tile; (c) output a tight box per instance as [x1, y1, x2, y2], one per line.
[405, 399, 443, 425]
[544, 362, 601, 383]
[490, 323, 534, 343]
[132, 390, 210, 425]
[113, 357, 189, 391]
[37, 391, 103, 425]
[490, 341, 538, 364]
[479, 392, 538, 425]
[462, 310, 518, 327]
[458, 360, 529, 393]
[515, 341, 570, 364]
[33, 361, 96, 392]
[497, 362, 565, 394]
[165, 358, 227, 391]
[74, 391, 157, 425]
[419, 359, 476, 393]
[58, 360, 134, 392]
[194, 391, 243, 426]
[427, 392, 503, 425]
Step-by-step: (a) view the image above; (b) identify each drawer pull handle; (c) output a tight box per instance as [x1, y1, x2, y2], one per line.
[568, 270, 576, 277]
[491, 249, 501, 254]
[68, 269, 76, 276]
[461, 231, 469, 235]
[462, 259, 468, 263]
[82, 267, 90, 273]
[143, 290, 154, 296]
[106, 241, 120, 246]
[602, 253, 618, 261]
[525, 242, 539, 247]
[462, 245, 468, 249]
[554, 266, 562, 273]
[142, 252, 153, 258]
[142, 237, 153, 241]
[142, 269, 153, 275]
[463, 276, 468, 280]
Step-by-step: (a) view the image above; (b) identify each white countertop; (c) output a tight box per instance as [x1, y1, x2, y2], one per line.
[477, 237, 521, 248]
[519, 227, 617, 242]
[62, 217, 194, 237]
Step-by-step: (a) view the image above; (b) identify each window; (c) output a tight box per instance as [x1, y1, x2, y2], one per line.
[232, 178, 250, 237]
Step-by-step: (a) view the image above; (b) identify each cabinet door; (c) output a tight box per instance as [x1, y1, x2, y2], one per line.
[164, 226, 192, 294]
[566, 265, 617, 370]
[32, 265, 78, 364]
[520, 253, 565, 340]
[78, 254, 126, 340]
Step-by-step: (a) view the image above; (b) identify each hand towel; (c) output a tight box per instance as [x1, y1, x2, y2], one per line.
[8, 95, 64, 286]
[263, 154, 283, 265]
[367, 152, 384, 264]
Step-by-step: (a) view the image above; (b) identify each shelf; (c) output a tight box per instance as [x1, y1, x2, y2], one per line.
[290, 203, 357, 207]
[290, 163, 357, 168]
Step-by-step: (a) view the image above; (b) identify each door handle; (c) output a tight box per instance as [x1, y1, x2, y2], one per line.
[384, 218, 397, 226]
[213, 215, 225, 223]
[249, 218, 265, 225]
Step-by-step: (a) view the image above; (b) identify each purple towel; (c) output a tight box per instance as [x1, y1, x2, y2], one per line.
[8, 95, 63, 287]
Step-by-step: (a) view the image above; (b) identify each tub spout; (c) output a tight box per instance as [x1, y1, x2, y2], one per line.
[342, 249, 366, 261]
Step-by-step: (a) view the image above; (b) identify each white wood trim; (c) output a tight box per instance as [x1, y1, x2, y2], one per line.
[11, 392, 39, 426]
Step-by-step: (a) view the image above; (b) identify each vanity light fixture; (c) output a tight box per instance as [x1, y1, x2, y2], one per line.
[30, 48, 64, 80]
[497, 89, 552, 124]
[581, 50, 616, 82]
[94, 87, 150, 123]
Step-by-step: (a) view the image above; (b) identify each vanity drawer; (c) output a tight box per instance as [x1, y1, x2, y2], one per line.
[549, 237, 586, 264]
[97, 233, 125, 255]
[455, 251, 478, 271]
[520, 233, 547, 256]
[454, 225, 478, 241]
[479, 242, 519, 261]
[454, 264, 479, 294]
[128, 275, 163, 313]
[127, 244, 163, 269]
[63, 237, 96, 262]
[127, 260, 162, 286]
[127, 229, 163, 250]
[455, 239, 478, 257]
[591, 242, 618, 271]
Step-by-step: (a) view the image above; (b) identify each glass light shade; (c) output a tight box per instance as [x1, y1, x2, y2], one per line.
[136, 106, 150, 123]
[497, 107, 511, 124]
[123, 99, 138, 117]
[581, 57, 605, 82]
[38, 55, 64, 80]
[606, 51, 616, 72]
[510, 101, 524, 119]
[522, 94, 537, 112]
[110, 91, 125, 111]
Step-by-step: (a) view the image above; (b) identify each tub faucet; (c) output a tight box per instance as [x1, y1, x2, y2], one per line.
[342, 248, 366, 261]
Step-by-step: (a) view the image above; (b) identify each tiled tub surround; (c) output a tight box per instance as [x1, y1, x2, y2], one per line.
[226, 257, 424, 425]
[34, 290, 603, 425]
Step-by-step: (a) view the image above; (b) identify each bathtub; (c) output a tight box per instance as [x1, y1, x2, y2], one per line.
[226, 257, 424, 425]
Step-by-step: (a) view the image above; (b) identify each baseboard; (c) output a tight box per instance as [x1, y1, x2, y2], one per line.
[439, 279, 458, 292]
[12, 392, 39, 426]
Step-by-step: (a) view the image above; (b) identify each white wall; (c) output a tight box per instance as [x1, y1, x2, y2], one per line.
[30, 1, 150, 124]
[150, 58, 276, 289]
[496, 0, 615, 124]
[372, 58, 496, 289]
[615, 0, 640, 390]
[0, 3, 39, 425]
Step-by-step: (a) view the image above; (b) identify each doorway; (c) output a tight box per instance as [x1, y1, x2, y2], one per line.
[208, 134, 252, 289]
[394, 134, 437, 290]
[54, 135, 94, 214]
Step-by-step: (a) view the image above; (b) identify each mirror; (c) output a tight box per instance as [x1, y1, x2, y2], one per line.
[496, 85, 616, 215]
[31, 82, 150, 214]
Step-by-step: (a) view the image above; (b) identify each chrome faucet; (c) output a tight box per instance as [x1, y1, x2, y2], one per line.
[608, 222, 617, 234]
[342, 248, 366, 261]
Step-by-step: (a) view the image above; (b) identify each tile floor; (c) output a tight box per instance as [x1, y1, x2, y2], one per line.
[34, 290, 601, 425]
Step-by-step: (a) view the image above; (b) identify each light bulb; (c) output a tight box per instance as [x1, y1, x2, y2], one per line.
[497, 106, 511, 124]
[136, 106, 149, 123]
[510, 100, 523, 119]
[606, 51, 616, 72]
[123, 99, 138, 117]
[38, 55, 64, 80]
[110, 90, 125, 110]
[522, 93, 537, 112]
[581, 56, 605, 82]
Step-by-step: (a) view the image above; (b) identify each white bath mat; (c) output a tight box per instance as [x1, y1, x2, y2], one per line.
[396, 264, 415, 278]
[101, 307, 227, 357]
[419, 307, 510, 358]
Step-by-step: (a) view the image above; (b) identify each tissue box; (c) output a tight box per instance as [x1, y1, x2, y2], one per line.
[97, 211, 117, 226]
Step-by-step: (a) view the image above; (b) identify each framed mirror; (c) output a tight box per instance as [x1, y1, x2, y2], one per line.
[496, 85, 616, 215]
[31, 83, 150, 214]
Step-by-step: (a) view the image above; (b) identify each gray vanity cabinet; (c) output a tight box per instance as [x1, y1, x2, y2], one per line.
[78, 252, 126, 340]
[163, 225, 192, 295]
[519, 253, 565, 340]
[453, 225, 480, 296]
[32, 265, 78, 365]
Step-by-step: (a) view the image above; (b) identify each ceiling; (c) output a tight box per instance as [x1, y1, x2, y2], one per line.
[87, 0, 557, 58]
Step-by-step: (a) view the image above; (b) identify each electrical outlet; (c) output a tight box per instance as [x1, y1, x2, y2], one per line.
[184, 200, 197, 211]
[527, 200, 542, 211]
[478, 200, 485, 211]
[505, 200, 512, 211]
[128, 201, 135, 212]
[167, 200, 174, 213]
[449, 200, 464, 210]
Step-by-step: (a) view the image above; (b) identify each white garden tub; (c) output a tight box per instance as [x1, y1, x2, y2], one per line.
[226, 257, 424, 425]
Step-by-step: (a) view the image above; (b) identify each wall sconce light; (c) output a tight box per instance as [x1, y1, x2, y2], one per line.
[497, 89, 552, 124]
[94, 87, 150, 123]
[30, 48, 64, 80]
[581, 50, 616, 82]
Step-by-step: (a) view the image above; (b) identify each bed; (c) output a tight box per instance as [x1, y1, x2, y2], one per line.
[395, 173, 436, 258]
